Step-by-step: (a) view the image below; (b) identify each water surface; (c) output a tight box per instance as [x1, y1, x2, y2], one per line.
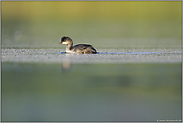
[1, 2, 182, 122]
[1, 62, 182, 122]
[1, 48, 181, 63]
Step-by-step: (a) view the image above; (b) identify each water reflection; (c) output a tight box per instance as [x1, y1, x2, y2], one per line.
[61, 62, 72, 72]
[61, 55, 72, 72]
[60, 52, 66, 54]
[61, 52, 73, 72]
[1, 63, 181, 122]
[86, 75, 131, 87]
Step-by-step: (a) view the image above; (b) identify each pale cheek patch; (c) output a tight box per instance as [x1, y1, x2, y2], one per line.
[62, 42, 68, 44]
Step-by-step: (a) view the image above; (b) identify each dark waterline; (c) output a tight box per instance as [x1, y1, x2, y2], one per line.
[97, 52, 159, 55]
[58, 51, 181, 55]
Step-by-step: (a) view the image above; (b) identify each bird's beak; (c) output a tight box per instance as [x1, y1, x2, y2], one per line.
[59, 42, 62, 44]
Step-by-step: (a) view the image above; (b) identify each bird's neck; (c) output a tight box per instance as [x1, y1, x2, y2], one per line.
[66, 42, 73, 51]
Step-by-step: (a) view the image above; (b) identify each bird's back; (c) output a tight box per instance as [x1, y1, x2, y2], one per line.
[72, 44, 97, 54]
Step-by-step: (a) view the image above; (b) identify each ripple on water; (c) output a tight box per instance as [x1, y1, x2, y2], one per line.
[97, 52, 160, 55]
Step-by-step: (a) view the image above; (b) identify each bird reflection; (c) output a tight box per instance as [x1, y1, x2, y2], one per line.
[61, 62, 72, 72]
[61, 53, 73, 72]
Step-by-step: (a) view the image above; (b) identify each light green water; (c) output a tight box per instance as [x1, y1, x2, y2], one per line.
[1, 63, 182, 122]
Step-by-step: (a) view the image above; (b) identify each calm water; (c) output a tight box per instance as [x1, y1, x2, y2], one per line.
[1, 11, 182, 122]
[1, 28, 182, 121]
[1, 50, 182, 121]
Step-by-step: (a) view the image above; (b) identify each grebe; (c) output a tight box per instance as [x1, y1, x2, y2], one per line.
[59, 36, 97, 54]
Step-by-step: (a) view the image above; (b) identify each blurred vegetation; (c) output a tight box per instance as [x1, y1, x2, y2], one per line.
[1, 1, 181, 21]
[1, 1, 182, 48]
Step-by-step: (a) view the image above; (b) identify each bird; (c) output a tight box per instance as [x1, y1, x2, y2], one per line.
[59, 36, 97, 54]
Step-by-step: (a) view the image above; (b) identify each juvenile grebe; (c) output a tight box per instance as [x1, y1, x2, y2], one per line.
[59, 36, 97, 54]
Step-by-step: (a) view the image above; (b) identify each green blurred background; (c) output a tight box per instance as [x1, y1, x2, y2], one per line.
[1, 1, 182, 49]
